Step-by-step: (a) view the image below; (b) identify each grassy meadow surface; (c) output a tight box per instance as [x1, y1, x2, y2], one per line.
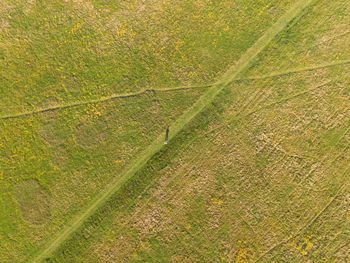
[1, 0, 349, 262]
[1, 0, 297, 261]
[44, 0, 349, 262]
[0, 0, 295, 115]
[0, 87, 209, 262]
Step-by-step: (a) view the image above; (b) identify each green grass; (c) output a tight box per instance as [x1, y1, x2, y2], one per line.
[26, 1, 316, 262]
[42, 0, 350, 262]
[1, 0, 350, 262]
[0, 88, 207, 263]
[0, 0, 295, 115]
[1, 1, 300, 262]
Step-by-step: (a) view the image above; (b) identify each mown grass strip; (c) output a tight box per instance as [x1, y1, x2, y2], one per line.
[217, 0, 315, 85]
[28, 0, 315, 262]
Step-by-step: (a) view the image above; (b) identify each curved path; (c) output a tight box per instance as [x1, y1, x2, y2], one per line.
[0, 84, 212, 120]
[238, 59, 350, 81]
[2, 60, 348, 121]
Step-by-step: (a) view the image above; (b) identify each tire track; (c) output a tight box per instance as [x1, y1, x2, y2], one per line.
[2, 60, 348, 121]
[197, 80, 332, 140]
[0, 84, 213, 120]
[252, 180, 348, 263]
[2, 60, 347, 121]
[237, 59, 350, 82]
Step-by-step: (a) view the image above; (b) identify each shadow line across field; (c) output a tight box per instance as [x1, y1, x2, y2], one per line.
[26, 0, 319, 262]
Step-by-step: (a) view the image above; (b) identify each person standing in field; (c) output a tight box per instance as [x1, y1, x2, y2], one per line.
[164, 127, 169, 144]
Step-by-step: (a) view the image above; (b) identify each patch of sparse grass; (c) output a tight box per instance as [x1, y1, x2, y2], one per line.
[13, 179, 50, 225]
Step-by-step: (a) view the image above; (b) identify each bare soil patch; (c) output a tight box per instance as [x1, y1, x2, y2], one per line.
[13, 179, 50, 225]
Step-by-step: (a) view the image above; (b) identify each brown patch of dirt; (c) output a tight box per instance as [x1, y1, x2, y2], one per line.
[62, 0, 94, 9]
[133, 205, 170, 236]
[38, 121, 62, 147]
[91, 235, 133, 263]
[74, 118, 108, 148]
[23, 0, 36, 15]
[37, 96, 60, 109]
[0, 1, 13, 33]
[0, 1, 13, 12]
[13, 179, 50, 225]
[51, 145, 69, 169]
[269, 6, 282, 17]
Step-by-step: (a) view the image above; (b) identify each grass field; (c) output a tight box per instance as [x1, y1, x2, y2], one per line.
[0, 0, 349, 262]
[0, 0, 295, 116]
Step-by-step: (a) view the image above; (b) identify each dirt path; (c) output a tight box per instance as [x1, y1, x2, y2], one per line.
[239, 59, 350, 81]
[0, 84, 212, 120]
[28, 0, 315, 262]
[2, 57, 348, 121]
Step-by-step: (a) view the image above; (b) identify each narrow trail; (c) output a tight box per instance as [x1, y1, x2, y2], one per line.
[28, 0, 316, 262]
[0, 84, 212, 120]
[237, 59, 350, 81]
[2, 59, 348, 121]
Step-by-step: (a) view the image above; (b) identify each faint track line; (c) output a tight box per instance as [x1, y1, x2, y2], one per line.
[306, 30, 350, 49]
[252, 181, 348, 263]
[237, 60, 350, 81]
[198, 80, 332, 140]
[0, 84, 213, 120]
[244, 80, 332, 117]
